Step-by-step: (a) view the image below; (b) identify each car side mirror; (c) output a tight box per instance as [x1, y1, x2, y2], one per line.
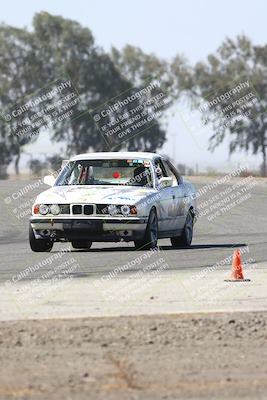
[158, 176, 173, 188]
[178, 176, 184, 185]
[43, 175, 56, 187]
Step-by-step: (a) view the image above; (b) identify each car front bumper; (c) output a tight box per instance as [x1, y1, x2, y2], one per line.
[30, 216, 148, 242]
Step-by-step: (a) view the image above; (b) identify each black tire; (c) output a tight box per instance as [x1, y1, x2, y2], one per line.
[171, 211, 194, 248]
[71, 240, 92, 249]
[134, 208, 158, 250]
[29, 225, 53, 252]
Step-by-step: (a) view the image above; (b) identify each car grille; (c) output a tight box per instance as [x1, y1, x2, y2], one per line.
[72, 205, 82, 214]
[71, 204, 94, 215]
[84, 205, 94, 215]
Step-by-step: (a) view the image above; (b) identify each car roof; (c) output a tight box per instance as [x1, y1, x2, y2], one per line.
[70, 152, 162, 161]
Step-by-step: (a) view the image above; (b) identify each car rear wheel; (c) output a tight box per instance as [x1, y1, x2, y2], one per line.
[29, 225, 53, 252]
[71, 240, 92, 249]
[134, 208, 158, 250]
[171, 211, 193, 248]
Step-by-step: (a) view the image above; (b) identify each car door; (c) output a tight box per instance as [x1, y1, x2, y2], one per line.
[154, 158, 175, 232]
[161, 159, 187, 231]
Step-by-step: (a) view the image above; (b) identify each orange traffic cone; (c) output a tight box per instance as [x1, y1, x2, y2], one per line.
[224, 249, 251, 282]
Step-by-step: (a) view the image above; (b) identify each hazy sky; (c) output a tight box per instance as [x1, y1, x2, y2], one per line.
[2, 0, 266, 172]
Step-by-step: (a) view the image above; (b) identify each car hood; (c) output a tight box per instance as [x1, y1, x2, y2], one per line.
[35, 185, 157, 205]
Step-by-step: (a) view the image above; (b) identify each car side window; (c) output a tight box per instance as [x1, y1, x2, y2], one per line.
[166, 160, 183, 185]
[162, 160, 178, 186]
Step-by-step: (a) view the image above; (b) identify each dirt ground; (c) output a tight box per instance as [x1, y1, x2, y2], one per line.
[0, 312, 267, 400]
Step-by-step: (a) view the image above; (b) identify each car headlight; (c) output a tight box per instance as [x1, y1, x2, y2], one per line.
[121, 205, 130, 216]
[50, 204, 61, 215]
[39, 204, 49, 215]
[108, 204, 118, 216]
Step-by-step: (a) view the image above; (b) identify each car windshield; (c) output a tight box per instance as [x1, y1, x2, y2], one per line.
[55, 159, 153, 187]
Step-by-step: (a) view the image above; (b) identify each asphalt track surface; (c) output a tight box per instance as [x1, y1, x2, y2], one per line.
[0, 176, 266, 285]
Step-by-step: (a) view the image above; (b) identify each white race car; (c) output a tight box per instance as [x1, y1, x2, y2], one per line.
[29, 152, 197, 252]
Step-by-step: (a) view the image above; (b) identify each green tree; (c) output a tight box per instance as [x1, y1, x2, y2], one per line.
[33, 13, 167, 154]
[45, 154, 62, 172]
[0, 25, 42, 175]
[29, 159, 47, 176]
[187, 36, 267, 176]
[111, 45, 171, 89]
[0, 13, 169, 178]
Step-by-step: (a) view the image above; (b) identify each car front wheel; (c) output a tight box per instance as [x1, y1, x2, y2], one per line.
[171, 211, 193, 248]
[29, 225, 53, 252]
[134, 208, 158, 250]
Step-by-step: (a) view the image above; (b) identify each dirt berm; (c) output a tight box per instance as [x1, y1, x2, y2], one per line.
[0, 312, 266, 399]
